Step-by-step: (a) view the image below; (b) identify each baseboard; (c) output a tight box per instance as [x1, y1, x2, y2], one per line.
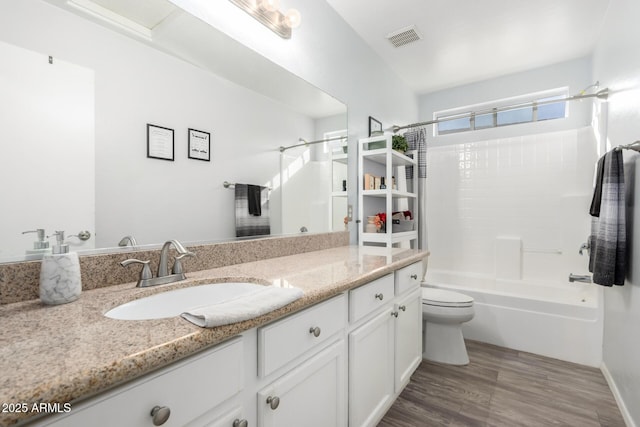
[601, 362, 636, 427]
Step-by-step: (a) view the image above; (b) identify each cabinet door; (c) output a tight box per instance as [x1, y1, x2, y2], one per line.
[394, 288, 422, 392]
[257, 340, 346, 427]
[42, 338, 244, 427]
[348, 308, 395, 427]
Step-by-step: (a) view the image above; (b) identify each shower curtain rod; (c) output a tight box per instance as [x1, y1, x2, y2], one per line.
[279, 135, 347, 152]
[389, 87, 609, 133]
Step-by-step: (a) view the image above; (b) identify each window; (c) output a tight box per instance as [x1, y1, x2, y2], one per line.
[435, 89, 568, 135]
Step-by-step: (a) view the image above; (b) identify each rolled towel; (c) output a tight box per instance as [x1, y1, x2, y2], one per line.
[181, 285, 303, 328]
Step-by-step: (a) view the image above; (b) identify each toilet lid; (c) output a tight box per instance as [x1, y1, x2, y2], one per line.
[422, 288, 474, 308]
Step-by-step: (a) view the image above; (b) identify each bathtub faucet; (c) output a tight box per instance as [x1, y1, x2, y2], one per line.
[569, 274, 592, 283]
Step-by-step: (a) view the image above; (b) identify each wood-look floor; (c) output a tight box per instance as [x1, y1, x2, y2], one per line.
[379, 340, 626, 427]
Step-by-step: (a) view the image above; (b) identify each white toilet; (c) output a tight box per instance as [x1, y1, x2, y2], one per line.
[421, 287, 475, 365]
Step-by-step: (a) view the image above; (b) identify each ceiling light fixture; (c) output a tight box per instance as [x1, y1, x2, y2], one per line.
[229, 0, 301, 39]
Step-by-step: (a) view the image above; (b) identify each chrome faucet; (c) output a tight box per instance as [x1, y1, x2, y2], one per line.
[158, 239, 194, 277]
[118, 235, 138, 247]
[569, 273, 592, 283]
[120, 239, 195, 288]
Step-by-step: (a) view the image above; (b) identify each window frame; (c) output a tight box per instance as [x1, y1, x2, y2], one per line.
[434, 88, 569, 136]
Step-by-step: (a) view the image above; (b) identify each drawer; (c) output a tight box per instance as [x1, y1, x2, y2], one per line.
[43, 337, 243, 427]
[349, 274, 394, 323]
[258, 294, 347, 377]
[394, 262, 422, 296]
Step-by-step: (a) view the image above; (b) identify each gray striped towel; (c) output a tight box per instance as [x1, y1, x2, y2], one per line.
[404, 127, 427, 179]
[235, 184, 270, 237]
[588, 149, 626, 286]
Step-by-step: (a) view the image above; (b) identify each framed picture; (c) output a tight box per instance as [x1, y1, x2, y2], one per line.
[368, 116, 382, 136]
[188, 128, 211, 161]
[147, 124, 174, 161]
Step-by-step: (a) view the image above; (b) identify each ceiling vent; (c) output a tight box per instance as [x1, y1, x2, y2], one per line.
[386, 25, 422, 48]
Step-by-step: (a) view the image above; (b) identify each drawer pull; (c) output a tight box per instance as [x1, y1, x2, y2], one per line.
[375, 293, 384, 301]
[410, 274, 418, 280]
[309, 326, 321, 337]
[266, 396, 280, 410]
[399, 305, 407, 312]
[391, 311, 399, 318]
[233, 419, 249, 427]
[150, 405, 171, 426]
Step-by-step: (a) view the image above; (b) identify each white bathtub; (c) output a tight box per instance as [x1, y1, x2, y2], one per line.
[424, 269, 604, 367]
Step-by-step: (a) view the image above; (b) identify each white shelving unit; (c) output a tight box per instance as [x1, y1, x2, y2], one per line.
[330, 139, 349, 231]
[358, 134, 418, 248]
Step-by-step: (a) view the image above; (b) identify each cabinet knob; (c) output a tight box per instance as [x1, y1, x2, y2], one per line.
[309, 326, 321, 337]
[233, 419, 249, 427]
[150, 405, 171, 426]
[266, 396, 280, 410]
[410, 274, 418, 280]
[399, 305, 406, 312]
[391, 311, 399, 318]
[375, 293, 384, 301]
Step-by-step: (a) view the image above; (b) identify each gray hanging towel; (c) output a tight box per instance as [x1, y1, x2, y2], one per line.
[588, 149, 626, 286]
[248, 184, 262, 216]
[589, 155, 605, 216]
[235, 184, 270, 237]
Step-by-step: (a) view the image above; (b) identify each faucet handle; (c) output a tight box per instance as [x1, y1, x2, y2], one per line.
[172, 252, 195, 275]
[121, 259, 153, 282]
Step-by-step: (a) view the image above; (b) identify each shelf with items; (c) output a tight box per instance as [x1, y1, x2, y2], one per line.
[358, 134, 418, 248]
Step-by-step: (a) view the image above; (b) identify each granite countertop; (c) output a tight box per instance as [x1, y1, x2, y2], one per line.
[0, 245, 428, 426]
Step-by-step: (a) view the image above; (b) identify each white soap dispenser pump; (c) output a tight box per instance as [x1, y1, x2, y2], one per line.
[22, 228, 52, 258]
[39, 231, 82, 305]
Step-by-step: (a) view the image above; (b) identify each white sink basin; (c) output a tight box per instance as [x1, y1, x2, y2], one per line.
[105, 282, 266, 320]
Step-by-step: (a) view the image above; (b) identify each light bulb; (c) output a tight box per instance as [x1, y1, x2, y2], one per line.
[284, 8, 301, 28]
[261, 0, 279, 12]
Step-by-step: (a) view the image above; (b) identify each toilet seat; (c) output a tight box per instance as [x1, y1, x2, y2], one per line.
[422, 288, 474, 308]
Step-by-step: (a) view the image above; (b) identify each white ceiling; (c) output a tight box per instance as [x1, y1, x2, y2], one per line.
[325, 0, 611, 94]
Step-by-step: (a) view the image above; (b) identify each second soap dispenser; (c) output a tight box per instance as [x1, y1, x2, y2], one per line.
[39, 231, 82, 305]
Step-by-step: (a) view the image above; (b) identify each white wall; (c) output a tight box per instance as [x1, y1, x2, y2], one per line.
[592, 0, 640, 424]
[0, 41, 95, 258]
[419, 59, 597, 282]
[419, 57, 594, 146]
[0, 0, 318, 247]
[168, 0, 420, 243]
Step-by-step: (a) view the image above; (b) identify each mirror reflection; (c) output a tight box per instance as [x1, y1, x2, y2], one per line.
[0, 0, 347, 262]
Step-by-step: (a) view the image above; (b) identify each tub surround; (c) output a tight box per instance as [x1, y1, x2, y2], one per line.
[0, 241, 427, 426]
[0, 231, 349, 305]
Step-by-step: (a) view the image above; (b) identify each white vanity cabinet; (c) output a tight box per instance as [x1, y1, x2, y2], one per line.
[257, 340, 346, 427]
[256, 295, 348, 427]
[348, 261, 423, 427]
[393, 288, 422, 392]
[32, 260, 425, 427]
[393, 263, 423, 392]
[40, 337, 244, 427]
[348, 305, 396, 427]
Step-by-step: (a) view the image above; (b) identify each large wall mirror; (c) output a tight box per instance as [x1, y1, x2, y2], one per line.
[0, 0, 347, 262]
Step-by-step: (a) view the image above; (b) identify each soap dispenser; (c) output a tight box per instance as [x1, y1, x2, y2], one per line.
[22, 229, 51, 257]
[39, 231, 82, 305]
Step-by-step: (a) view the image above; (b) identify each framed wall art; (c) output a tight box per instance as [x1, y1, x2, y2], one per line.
[188, 128, 211, 161]
[147, 123, 174, 161]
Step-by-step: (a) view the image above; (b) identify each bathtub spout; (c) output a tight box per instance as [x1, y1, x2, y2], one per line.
[569, 274, 592, 283]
